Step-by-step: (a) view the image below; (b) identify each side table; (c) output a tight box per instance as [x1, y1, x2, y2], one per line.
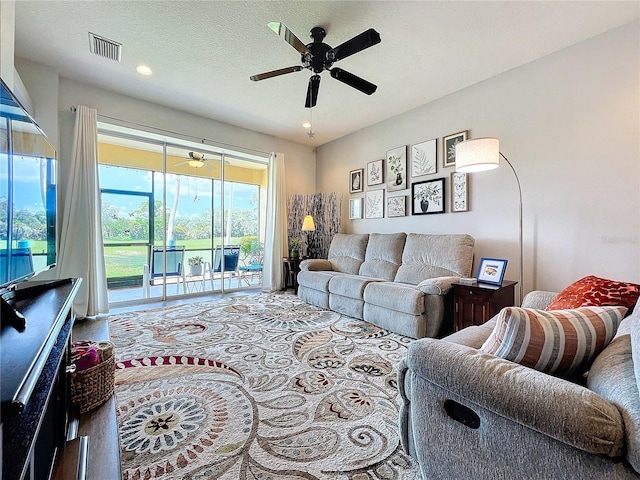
[451, 280, 517, 332]
[282, 257, 302, 293]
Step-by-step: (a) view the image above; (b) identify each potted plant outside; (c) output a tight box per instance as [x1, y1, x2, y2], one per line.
[188, 255, 204, 275]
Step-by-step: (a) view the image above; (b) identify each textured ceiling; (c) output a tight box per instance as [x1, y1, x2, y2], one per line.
[13, 1, 640, 147]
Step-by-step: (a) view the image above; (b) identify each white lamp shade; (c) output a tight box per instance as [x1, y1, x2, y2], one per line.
[302, 215, 316, 231]
[455, 137, 500, 172]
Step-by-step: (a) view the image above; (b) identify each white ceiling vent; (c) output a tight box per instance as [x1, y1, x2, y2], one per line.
[88, 32, 122, 62]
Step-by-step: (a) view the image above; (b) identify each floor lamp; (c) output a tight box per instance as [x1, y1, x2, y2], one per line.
[301, 214, 316, 259]
[455, 138, 524, 305]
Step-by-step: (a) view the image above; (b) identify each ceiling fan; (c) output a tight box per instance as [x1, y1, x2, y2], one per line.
[250, 22, 381, 108]
[175, 151, 212, 169]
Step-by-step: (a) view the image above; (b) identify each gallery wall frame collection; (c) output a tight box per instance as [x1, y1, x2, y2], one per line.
[348, 129, 470, 220]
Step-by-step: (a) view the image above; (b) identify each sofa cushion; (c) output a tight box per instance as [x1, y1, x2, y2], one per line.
[394, 233, 474, 285]
[296, 270, 341, 293]
[329, 274, 382, 300]
[480, 306, 627, 375]
[327, 233, 369, 274]
[364, 282, 425, 315]
[358, 233, 406, 281]
[545, 275, 640, 311]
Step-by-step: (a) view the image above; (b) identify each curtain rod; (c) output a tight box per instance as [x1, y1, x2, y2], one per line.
[68, 106, 271, 157]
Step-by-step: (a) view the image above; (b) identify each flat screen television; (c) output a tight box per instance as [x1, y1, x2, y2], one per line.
[1, 78, 57, 325]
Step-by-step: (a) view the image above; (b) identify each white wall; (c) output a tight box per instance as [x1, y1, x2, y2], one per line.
[316, 21, 640, 298]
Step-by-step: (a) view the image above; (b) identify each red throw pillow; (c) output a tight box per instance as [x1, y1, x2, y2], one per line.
[546, 275, 640, 311]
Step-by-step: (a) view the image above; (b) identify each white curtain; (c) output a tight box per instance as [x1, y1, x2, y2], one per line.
[57, 105, 108, 317]
[263, 152, 287, 291]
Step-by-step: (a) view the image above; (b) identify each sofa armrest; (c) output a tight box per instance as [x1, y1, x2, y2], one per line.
[416, 276, 461, 295]
[521, 290, 558, 309]
[406, 338, 625, 457]
[299, 259, 333, 271]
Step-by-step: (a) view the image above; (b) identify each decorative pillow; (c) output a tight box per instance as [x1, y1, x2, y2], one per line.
[546, 275, 640, 311]
[480, 306, 627, 375]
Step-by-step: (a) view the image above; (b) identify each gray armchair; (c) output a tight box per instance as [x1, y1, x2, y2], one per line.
[398, 291, 640, 479]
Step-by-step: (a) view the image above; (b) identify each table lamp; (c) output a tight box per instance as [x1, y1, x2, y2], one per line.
[301, 215, 316, 258]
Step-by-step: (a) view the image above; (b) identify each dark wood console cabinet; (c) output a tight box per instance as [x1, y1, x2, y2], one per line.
[1, 278, 81, 480]
[452, 280, 517, 332]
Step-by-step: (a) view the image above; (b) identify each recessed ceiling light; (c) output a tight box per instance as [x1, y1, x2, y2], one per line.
[302, 122, 311, 128]
[136, 64, 153, 76]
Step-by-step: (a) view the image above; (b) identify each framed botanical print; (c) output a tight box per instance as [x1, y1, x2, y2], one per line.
[442, 130, 468, 168]
[386, 146, 407, 192]
[451, 172, 469, 212]
[349, 168, 364, 193]
[411, 178, 445, 215]
[387, 195, 407, 217]
[365, 189, 384, 219]
[367, 159, 384, 186]
[411, 139, 437, 177]
[349, 198, 363, 219]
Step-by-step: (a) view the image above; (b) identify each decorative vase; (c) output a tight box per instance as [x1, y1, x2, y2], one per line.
[395, 172, 403, 185]
[290, 249, 299, 259]
[189, 264, 203, 276]
[420, 199, 429, 213]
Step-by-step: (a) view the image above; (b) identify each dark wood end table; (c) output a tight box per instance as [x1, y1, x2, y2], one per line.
[451, 280, 517, 332]
[282, 257, 302, 293]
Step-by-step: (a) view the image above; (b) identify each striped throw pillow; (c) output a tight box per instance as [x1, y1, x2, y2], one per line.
[480, 306, 627, 375]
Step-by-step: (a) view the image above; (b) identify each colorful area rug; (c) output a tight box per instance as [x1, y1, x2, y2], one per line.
[109, 292, 420, 479]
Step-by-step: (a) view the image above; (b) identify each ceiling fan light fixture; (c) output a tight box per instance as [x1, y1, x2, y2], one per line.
[188, 159, 204, 168]
[302, 122, 312, 128]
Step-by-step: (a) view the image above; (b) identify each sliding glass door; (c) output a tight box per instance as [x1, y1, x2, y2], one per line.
[97, 126, 268, 305]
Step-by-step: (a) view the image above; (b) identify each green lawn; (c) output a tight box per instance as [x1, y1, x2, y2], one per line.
[103, 239, 244, 278]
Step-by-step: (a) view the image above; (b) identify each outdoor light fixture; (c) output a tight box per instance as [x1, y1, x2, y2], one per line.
[455, 137, 523, 304]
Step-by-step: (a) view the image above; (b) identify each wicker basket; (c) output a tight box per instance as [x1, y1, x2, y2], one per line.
[70, 342, 115, 414]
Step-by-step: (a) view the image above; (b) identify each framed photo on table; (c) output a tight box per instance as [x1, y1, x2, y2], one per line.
[349, 168, 364, 193]
[476, 257, 508, 285]
[442, 130, 468, 168]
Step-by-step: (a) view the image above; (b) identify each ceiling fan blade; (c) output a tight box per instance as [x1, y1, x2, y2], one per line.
[268, 22, 310, 54]
[250, 66, 303, 81]
[174, 160, 190, 167]
[328, 28, 381, 62]
[330, 68, 377, 95]
[305, 75, 321, 108]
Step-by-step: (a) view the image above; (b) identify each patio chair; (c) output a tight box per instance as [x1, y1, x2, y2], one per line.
[205, 245, 241, 289]
[239, 246, 263, 286]
[142, 245, 186, 298]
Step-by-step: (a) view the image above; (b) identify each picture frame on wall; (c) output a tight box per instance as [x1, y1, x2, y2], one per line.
[451, 172, 469, 212]
[365, 189, 384, 219]
[411, 139, 437, 177]
[386, 146, 407, 192]
[349, 168, 364, 193]
[411, 177, 445, 215]
[442, 130, 468, 168]
[349, 198, 363, 219]
[366, 159, 384, 186]
[476, 257, 508, 286]
[387, 195, 407, 217]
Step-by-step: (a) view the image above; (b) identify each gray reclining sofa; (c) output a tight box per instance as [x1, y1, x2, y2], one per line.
[296, 232, 475, 338]
[398, 291, 640, 479]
